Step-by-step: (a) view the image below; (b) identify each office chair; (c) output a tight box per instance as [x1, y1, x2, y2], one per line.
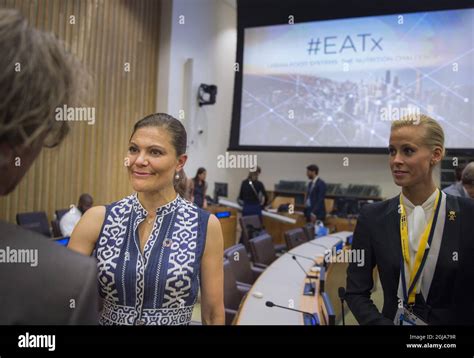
[240, 215, 286, 255]
[284, 228, 308, 250]
[223, 259, 247, 325]
[303, 222, 315, 241]
[224, 244, 265, 288]
[55, 208, 70, 221]
[249, 233, 277, 269]
[16, 211, 52, 238]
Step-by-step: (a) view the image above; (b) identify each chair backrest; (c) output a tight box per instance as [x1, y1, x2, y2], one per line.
[303, 223, 315, 241]
[51, 220, 62, 237]
[284, 228, 307, 250]
[224, 244, 254, 286]
[320, 292, 336, 325]
[249, 233, 276, 267]
[55, 208, 70, 221]
[223, 259, 244, 325]
[239, 215, 263, 251]
[223, 259, 242, 310]
[324, 198, 335, 214]
[16, 211, 51, 237]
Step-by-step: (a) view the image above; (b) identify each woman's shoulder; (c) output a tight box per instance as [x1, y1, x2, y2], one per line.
[108, 194, 136, 208]
[79, 205, 106, 232]
[89, 195, 136, 223]
[359, 196, 398, 216]
[445, 193, 474, 217]
[191, 202, 212, 219]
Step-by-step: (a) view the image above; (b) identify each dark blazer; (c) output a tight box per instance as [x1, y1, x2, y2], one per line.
[345, 194, 474, 325]
[238, 179, 268, 206]
[305, 178, 327, 220]
[0, 220, 99, 324]
[443, 182, 468, 198]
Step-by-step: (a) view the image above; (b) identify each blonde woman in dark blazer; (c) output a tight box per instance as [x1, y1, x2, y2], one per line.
[346, 114, 474, 325]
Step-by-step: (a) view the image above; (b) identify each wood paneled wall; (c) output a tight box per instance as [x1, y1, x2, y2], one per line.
[0, 0, 160, 223]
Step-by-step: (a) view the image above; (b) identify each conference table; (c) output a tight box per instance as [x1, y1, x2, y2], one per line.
[235, 231, 353, 325]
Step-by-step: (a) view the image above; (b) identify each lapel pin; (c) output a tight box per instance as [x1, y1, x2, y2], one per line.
[448, 211, 456, 221]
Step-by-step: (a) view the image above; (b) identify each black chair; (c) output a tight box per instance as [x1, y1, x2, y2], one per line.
[16, 211, 51, 237]
[320, 292, 336, 325]
[224, 244, 264, 288]
[55, 208, 69, 221]
[303, 223, 315, 241]
[51, 208, 70, 237]
[239, 215, 263, 252]
[223, 259, 247, 325]
[249, 233, 277, 269]
[284, 228, 308, 250]
[240, 215, 286, 255]
[51, 220, 62, 237]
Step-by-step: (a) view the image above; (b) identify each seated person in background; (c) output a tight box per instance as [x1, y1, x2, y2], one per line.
[345, 114, 474, 325]
[0, 9, 98, 324]
[238, 166, 268, 217]
[189, 167, 208, 208]
[443, 162, 474, 199]
[304, 164, 326, 223]
[60, 193, 93, 236]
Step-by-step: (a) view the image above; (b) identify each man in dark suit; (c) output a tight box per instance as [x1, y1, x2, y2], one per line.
[0, 9, 98, 324]
[345, 194, 474, 325]
[304, 164, 326, 223]
[443, 162, 474, 199]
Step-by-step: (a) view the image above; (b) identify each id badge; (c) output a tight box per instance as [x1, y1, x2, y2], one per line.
[394, 307, 428, 326]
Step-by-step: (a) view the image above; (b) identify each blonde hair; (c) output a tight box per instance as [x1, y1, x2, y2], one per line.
[391, 114, 446, 159]
[0, 9, 87, 149]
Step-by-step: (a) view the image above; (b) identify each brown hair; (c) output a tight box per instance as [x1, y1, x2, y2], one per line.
[193, 167, 207, 186]
[130, 113, 188, 197]
[0, 9, 86, 148]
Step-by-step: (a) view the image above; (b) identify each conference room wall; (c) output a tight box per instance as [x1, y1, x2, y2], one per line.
[156, 0, 244, 199]
[0, 0, 160, 223]
[157, 0, 441, 203]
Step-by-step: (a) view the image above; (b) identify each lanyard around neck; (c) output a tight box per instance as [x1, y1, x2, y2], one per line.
[399, 189, 442, 305]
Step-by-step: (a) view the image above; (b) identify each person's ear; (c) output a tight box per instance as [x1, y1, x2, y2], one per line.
[431, 146, 443, 166]
[176, 154, 188, 172]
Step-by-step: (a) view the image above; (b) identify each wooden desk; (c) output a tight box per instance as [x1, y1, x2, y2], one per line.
[325, 216, 357, 233]
[262, 212, 306, 246]
[235, 232, 352, 325]
[206, 205, 238, 249]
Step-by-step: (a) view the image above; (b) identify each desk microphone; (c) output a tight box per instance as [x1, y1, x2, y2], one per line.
[265, 301, 319, 325]
[286, 252, 314, 262]
[292, 255, 316, 296]
[338, 287, 346, 326]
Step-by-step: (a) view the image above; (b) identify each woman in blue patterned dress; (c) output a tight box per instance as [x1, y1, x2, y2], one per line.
[68, 113, 225, 325]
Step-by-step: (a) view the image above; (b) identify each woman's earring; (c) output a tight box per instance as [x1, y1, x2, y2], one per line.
[175, 173, 180, 180]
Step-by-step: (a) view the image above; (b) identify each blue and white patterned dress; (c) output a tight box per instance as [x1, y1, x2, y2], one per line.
[94, 193, 210, 325]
